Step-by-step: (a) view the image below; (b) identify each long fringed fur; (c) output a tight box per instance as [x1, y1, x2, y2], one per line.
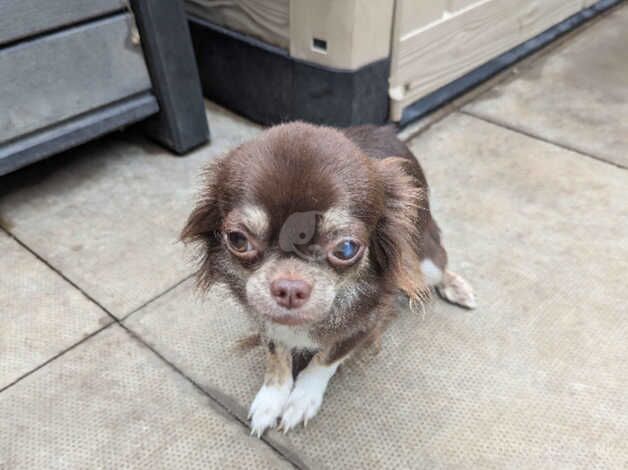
[373, 157, 431, 311]
[234, 333, 262, 352]
[180, 160, 225, 292]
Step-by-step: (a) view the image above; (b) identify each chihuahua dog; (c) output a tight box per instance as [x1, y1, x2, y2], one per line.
[182, 122, 475, 436]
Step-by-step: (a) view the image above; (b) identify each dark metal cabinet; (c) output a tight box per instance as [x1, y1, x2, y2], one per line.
[0, 0, 209, 176]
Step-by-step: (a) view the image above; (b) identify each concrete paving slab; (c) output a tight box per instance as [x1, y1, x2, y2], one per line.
[0, 324, 292, 469]
[0, 103, 260, 317]
[0, 230, 110, 389]
[126, 113, 627, 468]
[463, 4, 628, 168]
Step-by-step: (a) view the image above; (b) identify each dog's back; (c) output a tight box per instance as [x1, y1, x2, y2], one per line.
[343, 125, 428, 189]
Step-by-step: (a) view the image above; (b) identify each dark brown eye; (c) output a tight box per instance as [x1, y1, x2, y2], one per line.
[329, 239, 362, 264]
[226, 231, 253, 253]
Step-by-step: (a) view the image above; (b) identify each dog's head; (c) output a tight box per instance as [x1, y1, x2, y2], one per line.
[182, 123, 427, 329]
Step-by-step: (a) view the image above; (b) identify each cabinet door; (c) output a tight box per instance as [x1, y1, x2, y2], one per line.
[0, 13, 151, 143]
[0, 0, 124, 46]
[389, 0, 588, 120]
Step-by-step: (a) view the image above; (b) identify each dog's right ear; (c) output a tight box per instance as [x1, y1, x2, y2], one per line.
[181, 163, 221, 244]
[181, 161, 224, 290]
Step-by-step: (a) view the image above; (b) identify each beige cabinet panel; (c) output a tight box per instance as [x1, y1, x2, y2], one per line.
[390, 0, 586, 120]
[290, 0, 394, 69]
[185, 0, 290, 48]
[398, 1, 447, 35]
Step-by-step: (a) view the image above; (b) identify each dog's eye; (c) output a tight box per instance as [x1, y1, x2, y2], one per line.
[330, 239, 361, 263]
[226, 231, 253, 253]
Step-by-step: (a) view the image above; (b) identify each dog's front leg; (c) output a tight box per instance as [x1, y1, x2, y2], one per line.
[280, 338, 359, 432]
[249, 342, 293, 437]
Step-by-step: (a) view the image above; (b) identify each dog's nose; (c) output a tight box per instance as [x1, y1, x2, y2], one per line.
[270, 278, 312, 309]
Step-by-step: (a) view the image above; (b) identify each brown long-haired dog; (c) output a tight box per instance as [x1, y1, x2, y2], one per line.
[182, 122, 475, 436]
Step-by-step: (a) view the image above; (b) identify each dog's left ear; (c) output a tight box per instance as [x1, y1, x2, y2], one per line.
[371, 157, 429, 304]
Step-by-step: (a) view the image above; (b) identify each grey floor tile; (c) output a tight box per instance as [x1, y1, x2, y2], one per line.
[0, 230, 110, 389]
[406, 112, 628, 467]
[0, 324, 292, 469]
[126, 113, 627, 468]
[125, 281, 263, 415]
[463, 4, 628, 168]
[0, 103, 260, 317]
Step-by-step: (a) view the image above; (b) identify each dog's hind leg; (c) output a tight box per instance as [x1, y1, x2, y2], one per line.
[434, 269, 476, 310]
[420, 217, 476, 309]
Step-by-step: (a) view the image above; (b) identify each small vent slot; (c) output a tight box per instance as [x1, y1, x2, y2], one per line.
[312, 37, 327, 53]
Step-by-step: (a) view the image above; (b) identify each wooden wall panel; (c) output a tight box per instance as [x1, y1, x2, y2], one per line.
[397, 0, 447, 36]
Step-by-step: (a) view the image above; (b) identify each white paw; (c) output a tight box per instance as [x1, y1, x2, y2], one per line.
[248, 380, 292, 438]
[280, 382, 324, 431]
[436, 270, 476, 309]
[280, 362, 337, 431]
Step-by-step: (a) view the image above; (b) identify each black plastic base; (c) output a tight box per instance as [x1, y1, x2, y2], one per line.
[188, 16, 390, 127]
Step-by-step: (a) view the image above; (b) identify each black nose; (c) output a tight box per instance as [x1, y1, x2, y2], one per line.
[270, 278, 312, 309]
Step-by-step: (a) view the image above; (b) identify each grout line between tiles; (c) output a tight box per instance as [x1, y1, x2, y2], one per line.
[459, 110, 628, 171]
[120, 272, 195, 321]
[0, 226, 303, 468]
[0, 322, 115, 394]
[119, 323, 305, 469]
[1, 228, 118, 321]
